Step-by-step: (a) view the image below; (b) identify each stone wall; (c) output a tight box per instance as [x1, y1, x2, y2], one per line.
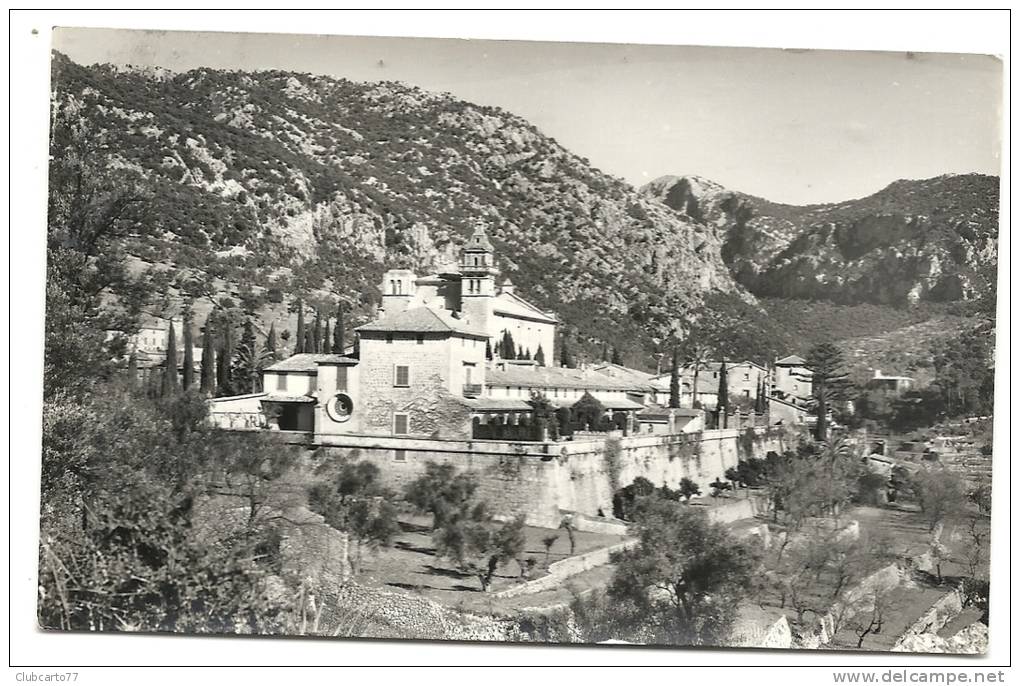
[493, 540, 637, 599]
[316, 427, 786, 527]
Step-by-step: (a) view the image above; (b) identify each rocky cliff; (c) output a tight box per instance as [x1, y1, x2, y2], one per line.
[643, 173, 999, 307]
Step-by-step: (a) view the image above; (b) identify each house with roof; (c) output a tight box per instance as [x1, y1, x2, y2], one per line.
[773, 354, 812, 402]
[647, 371, 719, 408]
[866, 369, 915, 396]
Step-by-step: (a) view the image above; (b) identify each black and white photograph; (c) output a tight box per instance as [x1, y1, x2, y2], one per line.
[22, 12, 1006, 667]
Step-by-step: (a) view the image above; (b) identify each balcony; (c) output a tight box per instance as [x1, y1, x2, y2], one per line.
[462, 383, 483, 398]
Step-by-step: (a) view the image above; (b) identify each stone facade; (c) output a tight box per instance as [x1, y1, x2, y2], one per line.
[355, 332, 483, 439]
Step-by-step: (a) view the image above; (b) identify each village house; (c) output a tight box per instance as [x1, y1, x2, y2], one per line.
[866, 369, 915, 396]
[773, 354, 812, 403]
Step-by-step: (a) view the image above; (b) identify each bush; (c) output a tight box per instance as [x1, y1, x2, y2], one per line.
[855, 471, 889, 506]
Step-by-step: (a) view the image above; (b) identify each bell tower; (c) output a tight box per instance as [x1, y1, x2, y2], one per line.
[459, 223, 498, 334]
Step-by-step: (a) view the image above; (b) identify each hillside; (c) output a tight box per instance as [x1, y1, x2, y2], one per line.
[643, 174, 999, 307]
[50, 53, 747, 364]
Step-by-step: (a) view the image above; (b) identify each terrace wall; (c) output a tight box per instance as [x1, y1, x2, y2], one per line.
[314, 427, 789, 528]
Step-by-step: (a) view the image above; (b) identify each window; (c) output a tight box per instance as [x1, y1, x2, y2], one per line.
[394, 365, 410, 387]
[393, 449, 406, 462]
[743, 373, 750, 381]
[386, 334, 393, 344]
[793, 384, 799, 391]
[393, 413, 409, 435]
[743, 390, 751, 398]
[336, 366, 348, 392]
[276, 373, 288, 391]
[416, 334, 424, 345]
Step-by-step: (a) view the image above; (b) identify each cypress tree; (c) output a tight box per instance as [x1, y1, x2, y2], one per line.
[182, 311, 195, 391]
[312, 312, 323, 354]
[524, 347, 532, 361]
[669, 345, 680, 409]
[232, 318, 259, 394]
[322, 320, 332, 355]
[200, 322, 216, 395]
[485, 340, 493, 361]
[602, 342, 609, 362]
[162, 322, 179, 396]
[560, 338, 574, 369]
[611, 347, 624, 366]
[265, 322, 278, 356]
[517, 344, 525, 360]
[717, 360, 729, 428]
[217, 325, 233, 396]
[127, 351, 138, 387]
[294, 300, 305, 354]
[352, 333, 360, 359]
[332, 301, 345, 354]
[304, 325, 315, 355]
[534, 344, 546, 366]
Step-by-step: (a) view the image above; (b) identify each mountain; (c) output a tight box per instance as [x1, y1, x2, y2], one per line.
[643, 173, 1000, 307]
[49, 53, 746, 363]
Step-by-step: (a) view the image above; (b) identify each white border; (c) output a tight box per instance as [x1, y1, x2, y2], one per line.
[6, 8, 1012, 675]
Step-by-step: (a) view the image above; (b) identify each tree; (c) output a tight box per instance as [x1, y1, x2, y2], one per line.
[44, 94, 151, 400]
[199, 322, 216, 396]
[849, 586, 901, 649]
[559, 515, 577, 555]
[669, 345, 681, 409]
[304, 326, 315, 356]
[572, 392, 606, 431]
[231, 318, 273, 395]
[931, 326, 996, 418]
[294, 300, 305, 354]
[331, 301, 345, 354]
[803, 343, 852, 441]
[308, 461, 400, 574]
[611, 347, 624, 365]
[499, 330, 517, 360]
[312, 312, 322, 354]
[216, 321, 235, 396]
[716, 360, 728, 427]
[162, 322, 180, 397]
[181, 311, 195, 391]
[608, 500, 759, 645]
[528, 392, 559, 441]
[38, 483, 289, 633]
[910, 467, 969, 533]
[126, 351, 138, 386]
[559, 337, 575, 369]
[322, 320, 332, 355]
[264, 322, 278, 360]
[485, 340, 493, 361]
[678, 477, 702, 502]
[433, 508, 526, 592]
[541, 535, 559, 565]
[404, 462, 479, 530]
[534, 343, 546, 366]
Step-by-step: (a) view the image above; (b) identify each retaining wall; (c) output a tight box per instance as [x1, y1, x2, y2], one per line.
[493, 540, 637, 599]
[315, 428, 788, 527]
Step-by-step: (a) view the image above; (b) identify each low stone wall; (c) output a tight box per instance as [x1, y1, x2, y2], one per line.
[493, 540, 637, 599]
[891, 589, 965, 651]
[733, 615, 794, 649]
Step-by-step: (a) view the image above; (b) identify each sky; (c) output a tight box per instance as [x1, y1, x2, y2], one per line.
[53, 27, 1003, 205]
